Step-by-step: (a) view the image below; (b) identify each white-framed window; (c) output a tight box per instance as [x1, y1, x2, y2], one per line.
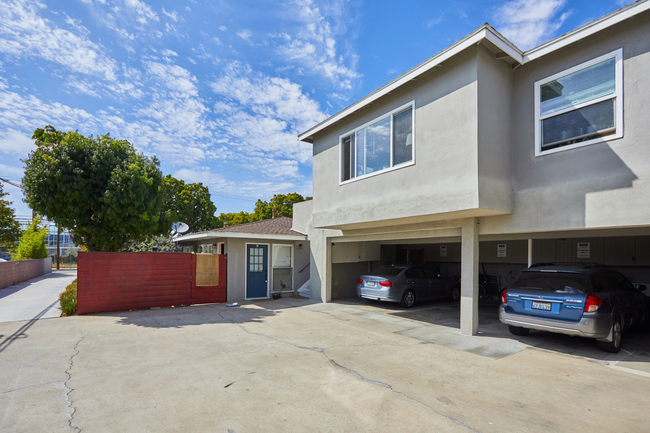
[340, 101, 415, 183]
[534, 49, 623, 156]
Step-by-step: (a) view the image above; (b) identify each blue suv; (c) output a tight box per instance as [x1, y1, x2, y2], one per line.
[499, 263, 649, 353]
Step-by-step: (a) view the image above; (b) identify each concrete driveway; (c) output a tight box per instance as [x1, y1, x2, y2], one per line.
[0, 296, 648, 432]
[0, 270, 77, 323]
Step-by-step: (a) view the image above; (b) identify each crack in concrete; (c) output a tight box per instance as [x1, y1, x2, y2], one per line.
[143, 310, 164, 328]
[224, 315, 480, 432]
[64, 335, 85, 432]
[317, 311, 349, 321]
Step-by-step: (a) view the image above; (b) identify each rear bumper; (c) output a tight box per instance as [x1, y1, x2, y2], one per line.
[499, 304, 612, 339]
[357, 284, 402, 303]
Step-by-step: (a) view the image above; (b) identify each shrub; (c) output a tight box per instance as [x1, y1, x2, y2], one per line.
[120, 234, 182, 252]
[59, 279, 77, 316]
[11, 216, 48, 260]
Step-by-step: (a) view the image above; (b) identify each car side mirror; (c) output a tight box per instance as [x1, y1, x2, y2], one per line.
[636, 284, 647, 291]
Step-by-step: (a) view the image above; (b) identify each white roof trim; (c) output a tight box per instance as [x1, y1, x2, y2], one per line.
[175, 232, 306, 242]
[298, 0, 649, 143]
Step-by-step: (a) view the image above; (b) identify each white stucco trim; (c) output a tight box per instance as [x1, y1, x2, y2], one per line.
[297, 0, 648, 143]
[175, 232, 306, 242]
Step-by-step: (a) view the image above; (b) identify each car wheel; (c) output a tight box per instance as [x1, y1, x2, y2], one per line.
[508, 325, 529, 336]
[450, 285, 460, 302]
[400, 290, 416, 308]
[598, 317, 622, 353]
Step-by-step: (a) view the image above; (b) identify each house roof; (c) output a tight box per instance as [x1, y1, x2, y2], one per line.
[297, 0, 650, 143]
[175, 217, 307, 243]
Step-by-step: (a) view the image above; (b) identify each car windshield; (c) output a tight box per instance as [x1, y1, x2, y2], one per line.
[510, 272, 589, 294]
[370, 266, 405, 277]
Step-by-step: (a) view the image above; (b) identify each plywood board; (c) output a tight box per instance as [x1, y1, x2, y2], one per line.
[195, 254, 220, 286]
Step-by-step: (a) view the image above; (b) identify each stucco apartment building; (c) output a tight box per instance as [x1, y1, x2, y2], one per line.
[293, 1, 650, 335]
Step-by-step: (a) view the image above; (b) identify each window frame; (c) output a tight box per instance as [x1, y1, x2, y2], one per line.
[339, 100, 415, 184]
[534, 49, 623, 157]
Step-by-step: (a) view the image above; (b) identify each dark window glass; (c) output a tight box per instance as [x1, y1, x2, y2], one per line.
[370, 266, 404, 277]
[510, 272, 589, 294]
[422, 267, 438, 278]
[590, 274, 611, 293]
[603, 272, 635, 292]
[342, 135, 354, 181]
[393, 108, 413, 165]
[541, 99, 615, 150]
[405, 267, 424, 279]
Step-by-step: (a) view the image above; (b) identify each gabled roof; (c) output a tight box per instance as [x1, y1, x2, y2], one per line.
[298, 0, 650, 143]
[175, 217, 306, 243]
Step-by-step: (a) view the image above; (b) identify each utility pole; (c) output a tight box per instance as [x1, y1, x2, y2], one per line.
[56, 225, 60, 270]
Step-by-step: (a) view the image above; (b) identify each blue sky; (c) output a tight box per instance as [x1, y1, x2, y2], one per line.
[0, 0, 636, 217]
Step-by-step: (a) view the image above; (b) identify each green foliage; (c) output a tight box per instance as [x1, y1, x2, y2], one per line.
[217, 193, 310, 227]
[23, 125, 170, 252]
[161, 175, 218, 232]
[121, 234, 182, 252]
[0, 184, 22, 248]
[59, 279, 77, 316]
[12, 216, 48, 260]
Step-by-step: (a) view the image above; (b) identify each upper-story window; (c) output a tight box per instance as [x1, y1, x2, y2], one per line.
[535, 49, 623, 156]
[340, 101, 414, 183]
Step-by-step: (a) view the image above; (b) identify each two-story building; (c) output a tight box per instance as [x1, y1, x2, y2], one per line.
[293, 1, 650, 335]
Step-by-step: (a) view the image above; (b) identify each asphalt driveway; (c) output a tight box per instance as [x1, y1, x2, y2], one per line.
[0, 296, 648, 432]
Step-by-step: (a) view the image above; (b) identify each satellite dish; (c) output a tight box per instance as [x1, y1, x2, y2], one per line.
[171, 222, 190, 236]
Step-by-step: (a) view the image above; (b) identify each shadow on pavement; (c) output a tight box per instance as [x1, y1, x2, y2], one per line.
[0, 271, 76, 301]
[0, 299, 59, 354]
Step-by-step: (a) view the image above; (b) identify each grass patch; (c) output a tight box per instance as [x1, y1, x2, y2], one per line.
[59, 279, 77, 316]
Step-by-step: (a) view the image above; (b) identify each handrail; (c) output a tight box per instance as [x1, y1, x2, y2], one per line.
[298, 262, 310, 273]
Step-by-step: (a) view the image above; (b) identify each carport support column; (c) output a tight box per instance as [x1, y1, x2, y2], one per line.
[528, 239, 533, 267]
[309, 229, 332, 303]
[460, 218, 479, 336]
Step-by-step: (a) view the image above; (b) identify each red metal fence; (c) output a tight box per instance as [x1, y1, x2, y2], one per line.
[77, 252, 226, 314]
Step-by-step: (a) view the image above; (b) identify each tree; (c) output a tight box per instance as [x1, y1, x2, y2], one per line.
[0, 184, 21, 248]
[217, 192, 311, 227]
[12, 216, 48, 260]
[253, 192, 311, 220]
[22, 126, 169, 251]
[161, 175, 218, 232]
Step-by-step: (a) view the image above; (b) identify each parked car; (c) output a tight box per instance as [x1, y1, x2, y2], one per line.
[499, 263, 650, 352]
[0, 252, 11, 261]
[357, 264, 460, 308]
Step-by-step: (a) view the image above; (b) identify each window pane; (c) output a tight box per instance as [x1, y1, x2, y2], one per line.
[541, 99, 615, 149]
[341, 135, 354, 180]
[356, 116, 390, 176]
[541, 57, 615, 116]
[393, 108, 413, 165]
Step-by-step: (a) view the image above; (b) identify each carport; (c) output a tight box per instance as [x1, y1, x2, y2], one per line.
[325, 222, 650, 336]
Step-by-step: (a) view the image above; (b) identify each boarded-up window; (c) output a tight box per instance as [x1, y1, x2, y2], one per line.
[196, 254, 220, 286]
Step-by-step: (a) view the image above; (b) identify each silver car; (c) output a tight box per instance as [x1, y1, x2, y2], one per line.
[357, 264, 460, 308]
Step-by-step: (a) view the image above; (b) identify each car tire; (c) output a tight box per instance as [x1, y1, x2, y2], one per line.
[598, 317, 622, 353]
[400, 290, 416, 308]
[508, 325, 529, 336]
[450, 285, 460, 302]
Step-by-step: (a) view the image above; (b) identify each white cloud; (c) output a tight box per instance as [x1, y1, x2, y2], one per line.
[0, 162, 24, 178]
[124, 0, 159, 24]
[0, 129, 34, 156]
[272, 0, 360, 89]
[212, 37, 222, 45]
[426, 14, 445, 28]
[144, 61, 197, 96]
[493, 0, 571, 50]
[237, 29, 252, 41]
[219, 25, 228, 31]
[209, 65, 326, 170]
[162, 49, 178, 57]
[0, 0, 118, 81]
[162, 8, 180, 22]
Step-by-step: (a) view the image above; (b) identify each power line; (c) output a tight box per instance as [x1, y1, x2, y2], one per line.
[0, 177, 25, 190]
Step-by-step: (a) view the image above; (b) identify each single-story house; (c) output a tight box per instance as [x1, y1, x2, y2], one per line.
[175, 217, 310, 302]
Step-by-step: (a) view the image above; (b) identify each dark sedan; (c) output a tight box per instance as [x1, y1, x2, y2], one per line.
[357, 264, 460, 308]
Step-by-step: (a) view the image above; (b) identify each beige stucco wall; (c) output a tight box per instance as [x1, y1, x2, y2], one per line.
[225, 237, 310, 302]
[481, 12, 650, 236]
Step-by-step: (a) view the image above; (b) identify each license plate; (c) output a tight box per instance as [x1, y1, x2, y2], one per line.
[532, 301, 552, 311]
[366, 281, 376, 287]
